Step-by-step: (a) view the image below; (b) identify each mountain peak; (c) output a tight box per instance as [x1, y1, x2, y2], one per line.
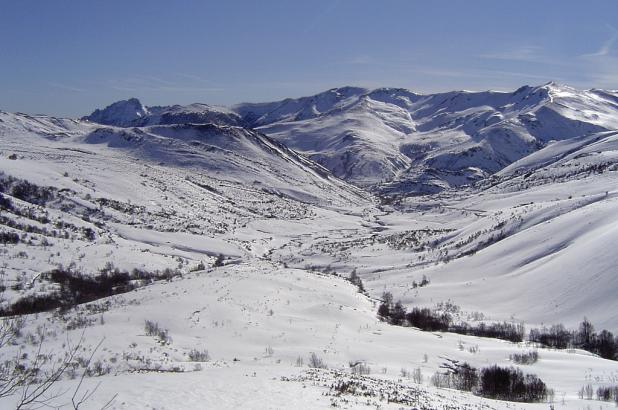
[82, 98, 149, 126]
[325, 86, 368, 96]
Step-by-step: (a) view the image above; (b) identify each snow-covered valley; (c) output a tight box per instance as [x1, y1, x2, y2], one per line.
[1, 83, 618, 409]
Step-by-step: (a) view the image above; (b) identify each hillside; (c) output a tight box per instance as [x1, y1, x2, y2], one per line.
[2, 85, 618, 409]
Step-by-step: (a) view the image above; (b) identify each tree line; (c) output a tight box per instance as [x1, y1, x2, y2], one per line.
[378, 294, 617, 360]
[377, 292, 524, 343]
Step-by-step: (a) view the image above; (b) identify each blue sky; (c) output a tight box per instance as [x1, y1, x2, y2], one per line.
[1, 0, 617, 117]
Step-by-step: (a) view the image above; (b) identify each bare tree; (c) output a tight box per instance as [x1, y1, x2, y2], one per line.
[0, 316, 115, 409]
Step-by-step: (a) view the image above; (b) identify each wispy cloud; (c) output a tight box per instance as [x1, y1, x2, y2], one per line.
[582, 24, 618, 57]
[576, 25, 618, 88]
[345, 55, 374, 65]
[480, 46, 546, 62]
[479, 45, 577, 69]
[48, 82, 86, 93]
[174, 73, 216, 84]
[106, 75, 223, 93]
[409, 66, 556, 83]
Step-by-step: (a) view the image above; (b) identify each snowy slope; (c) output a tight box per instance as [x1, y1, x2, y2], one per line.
[4, 261, 618, 409]
[0, 110, 370, 310]
[3, 84, 618, 409]
[272, 129, 618, 330]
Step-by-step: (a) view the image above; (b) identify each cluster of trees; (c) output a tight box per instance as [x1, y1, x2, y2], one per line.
[404, 306, 451, 331]
[347, 269, 366, 293]
[377, 293, 524, 343]
[529, 318, 617, 360]
[1, 189, 97, 243]
[378, 295, 616, 355]
[412, 275, 430, 289]
[591, 385, 618, 403]
[1, 265, 182, 316]
[0, 176, 55, 206]
[431, 359, 478, 391]
[431, 360, 548, 403]
[0, 231, 19, 245]
[450, 321, 524, 343]
[579, 384, 618, 403]
[510, 350, 539, 365]
[144, 320, 172, 344]
[0, 213, 96, 243]
[478, 365, 548, 402]
[0, 193, 13, 211]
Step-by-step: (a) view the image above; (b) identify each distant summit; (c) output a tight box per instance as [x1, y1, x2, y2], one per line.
[83, 98, 149, 127]
[83, 100, 245, 128]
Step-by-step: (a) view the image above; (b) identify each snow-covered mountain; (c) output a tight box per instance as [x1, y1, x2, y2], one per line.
[83, 99, 245, 128]
[84, 97, 151, 127]
[3, 84, 618, 409]
[84, 83, 618, 193]
[248, 83, 618, 191]
[3, 110, 364, 206]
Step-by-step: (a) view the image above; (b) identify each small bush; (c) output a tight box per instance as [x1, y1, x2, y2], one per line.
[213, 253, 225, 267]
[348, 269, 365, 293]
[578, 384, 594, 400]
[349, 361, 370, 375]
[430, 361, 477, 392]
[264, 346, 274, 357]
[188, 349, 210, 362]
[377, 302, 390, 319]
[0, 231, 20, 244]
[144, 320, 171, 344]
[190, 261, 206, 272]
[510, 350, 539, 365]
[0, 194, 13, 211]
[308, 352, 327, 369]
[412, 367, 423, 384]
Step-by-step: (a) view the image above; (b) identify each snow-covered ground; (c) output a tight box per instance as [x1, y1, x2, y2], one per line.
[2, 83, 618, 409]
[2, 262, 618, 409]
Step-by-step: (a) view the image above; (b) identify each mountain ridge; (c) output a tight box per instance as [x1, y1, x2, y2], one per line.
[81, 82, 618, 193]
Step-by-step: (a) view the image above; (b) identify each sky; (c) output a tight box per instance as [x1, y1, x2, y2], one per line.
[1, 0, 617, 117]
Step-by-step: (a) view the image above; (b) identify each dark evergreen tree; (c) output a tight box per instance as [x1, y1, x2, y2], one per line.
[577, 317, 595, 350]
[595, 330, 616, 360]
[390, 300, 406, 325]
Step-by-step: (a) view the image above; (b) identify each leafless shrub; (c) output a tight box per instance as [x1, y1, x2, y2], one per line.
[264, 346, 274, 357]
[188, 349, 210, 362]
[349, 361, 370, 375]
[308, 352, 327, 369]
[412, 367, 423, 384]
[510, 350, 538, 365]
[144, 320, 171, 344]
[0, 322, 116, 409]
